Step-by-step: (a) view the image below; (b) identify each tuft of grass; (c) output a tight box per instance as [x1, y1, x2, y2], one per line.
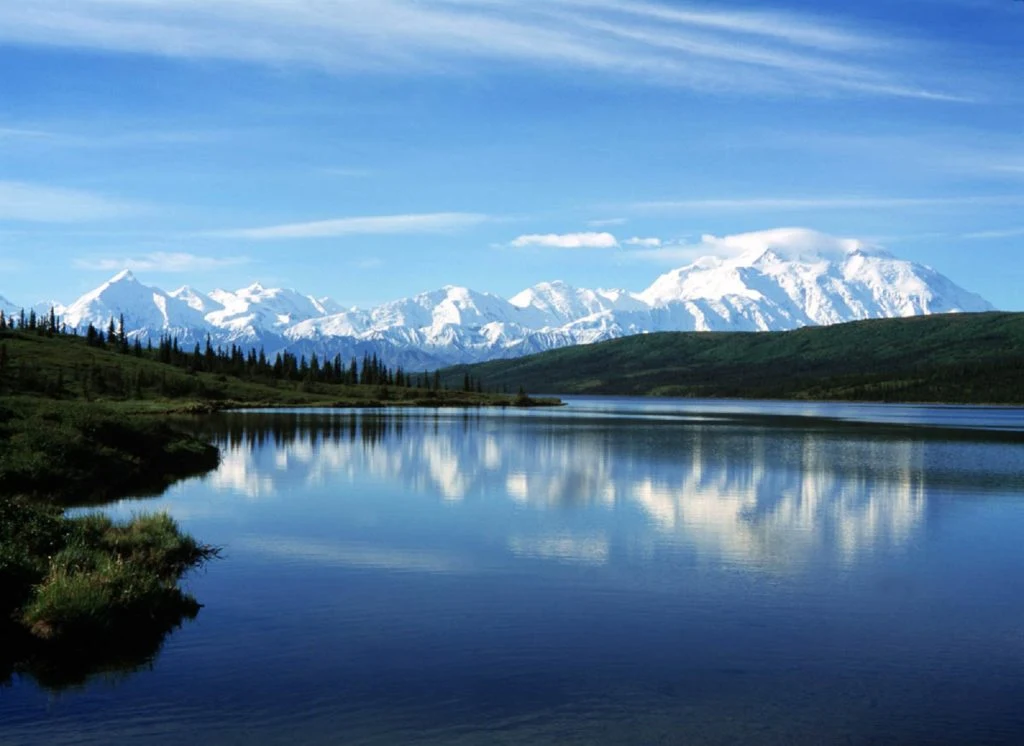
[0, 497, 218, 648]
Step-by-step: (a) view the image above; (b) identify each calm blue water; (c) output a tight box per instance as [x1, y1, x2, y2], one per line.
[3, 398, 1024, 744]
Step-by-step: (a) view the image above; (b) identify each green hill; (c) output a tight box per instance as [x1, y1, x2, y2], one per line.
[442, 312, 1024, 404]
[0, 325, 535, 410]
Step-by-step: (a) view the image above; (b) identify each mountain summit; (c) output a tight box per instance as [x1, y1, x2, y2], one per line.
[1, 229, 994, 368]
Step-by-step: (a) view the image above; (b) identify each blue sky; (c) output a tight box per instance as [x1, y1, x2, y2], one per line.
[1, 0, 1022, 310]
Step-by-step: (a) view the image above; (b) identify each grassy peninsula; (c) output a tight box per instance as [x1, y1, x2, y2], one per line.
[441, 312, 1024, 404]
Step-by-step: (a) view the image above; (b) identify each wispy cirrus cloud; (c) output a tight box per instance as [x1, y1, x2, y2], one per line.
[587, 217, 629, 228]
[74, 252, 250, 273]
[0, 122, 233, 150]
[0, 181, 144, 222]
[624, 236, 662, 247]
[215, 212, 489, 240]
[989, 163, 1024, 176]
[511, 231, 619, 249]
[962, 227, 1024, 240]
[633, 194, 1024, 212]
[0, 0, 959, 99]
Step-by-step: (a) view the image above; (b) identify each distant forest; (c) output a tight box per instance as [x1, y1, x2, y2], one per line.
[0, 308, 491, 401]
[440, 312, 1024, 405]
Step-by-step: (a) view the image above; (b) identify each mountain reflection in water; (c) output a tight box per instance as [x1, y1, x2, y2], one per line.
[8, 403, 1024, 745]
[186, 409, 991, 572]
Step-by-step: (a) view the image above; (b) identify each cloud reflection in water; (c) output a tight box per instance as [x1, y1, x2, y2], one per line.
[187, 410, 947, 573]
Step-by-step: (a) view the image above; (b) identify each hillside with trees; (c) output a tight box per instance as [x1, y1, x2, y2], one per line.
[440, 312, 1024, 404]
[0, 307, 535, 409]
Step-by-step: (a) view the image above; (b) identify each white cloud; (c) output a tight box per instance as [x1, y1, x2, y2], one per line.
[0, 180, 143, 222]
[625, 227, 879, 264]
[216, 212, 488, 240]
[74, 252, 250, 273]
[0, 127, 55, 140]
[0, 0, 958, 99]
[625, 236, 662, 247]
[511, 231, 619, 249]
[587, 217, 628, 227]
[962, 227, 1024, 240]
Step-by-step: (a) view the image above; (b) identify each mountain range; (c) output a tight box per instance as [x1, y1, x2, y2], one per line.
[1, 229, 994, 370]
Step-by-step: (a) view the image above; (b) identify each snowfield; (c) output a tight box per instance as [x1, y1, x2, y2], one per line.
[4, 229, 994, 369]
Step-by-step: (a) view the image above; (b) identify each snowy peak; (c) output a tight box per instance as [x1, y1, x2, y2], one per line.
[0, 228, 996, 367]
[718, 228, 886, 266]
[170, 285, 224, 314]
[108, 269, 138, 284]
[203, 283, 345, 339]
[63, 271, 206, 334]
[510, 280, 646, 327]
[0, 295, 20, 317]
[638, 228, 991, 326]
[368, 285, 520, 332]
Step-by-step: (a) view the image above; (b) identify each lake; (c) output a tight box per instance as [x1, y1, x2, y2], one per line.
[4, 398, 1024, 744]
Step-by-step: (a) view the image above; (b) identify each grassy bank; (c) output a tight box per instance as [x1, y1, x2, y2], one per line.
[0, 399, 220, 504]
[0, 326, 555, 687]
[441, 312, 1024, 404]
[0, 497, 217, 687]
[0, 327, 559, 410]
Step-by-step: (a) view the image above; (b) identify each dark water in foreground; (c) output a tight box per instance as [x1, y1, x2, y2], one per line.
[4, 398, 1024, 744]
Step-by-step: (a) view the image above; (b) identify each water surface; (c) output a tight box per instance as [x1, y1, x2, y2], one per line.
[3, 399, 1024, 744]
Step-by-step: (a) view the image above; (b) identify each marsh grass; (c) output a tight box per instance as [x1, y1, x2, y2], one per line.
[1, 498, 218, 653]
[0, 401, 220, 503]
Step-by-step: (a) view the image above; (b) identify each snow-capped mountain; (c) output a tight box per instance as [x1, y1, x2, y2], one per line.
[202, 283, 343, 344]
[0, 295, 19, 318]
[0, 229, 995, 369]
[61, 270, 209, 343]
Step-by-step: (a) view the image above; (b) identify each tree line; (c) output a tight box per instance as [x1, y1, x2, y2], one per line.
[0, 308, 491, 396]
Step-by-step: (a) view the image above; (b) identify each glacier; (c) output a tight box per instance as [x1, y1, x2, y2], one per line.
[1, 229, 994, 370]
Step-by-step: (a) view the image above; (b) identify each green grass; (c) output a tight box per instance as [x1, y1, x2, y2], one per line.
[441, 312, 1024, 404]
[0, 327, 555, 687]
[0, 498, 217, 675]
[0, 327, 557, 410]
[0, 399, 220, 504]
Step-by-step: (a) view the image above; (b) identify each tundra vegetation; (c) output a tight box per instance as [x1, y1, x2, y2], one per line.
[0, 313, 552, 688]
[442, 312, 1024, 404]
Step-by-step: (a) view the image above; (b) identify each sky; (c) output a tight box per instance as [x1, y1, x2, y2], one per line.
[1, 0, 1022, 310]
